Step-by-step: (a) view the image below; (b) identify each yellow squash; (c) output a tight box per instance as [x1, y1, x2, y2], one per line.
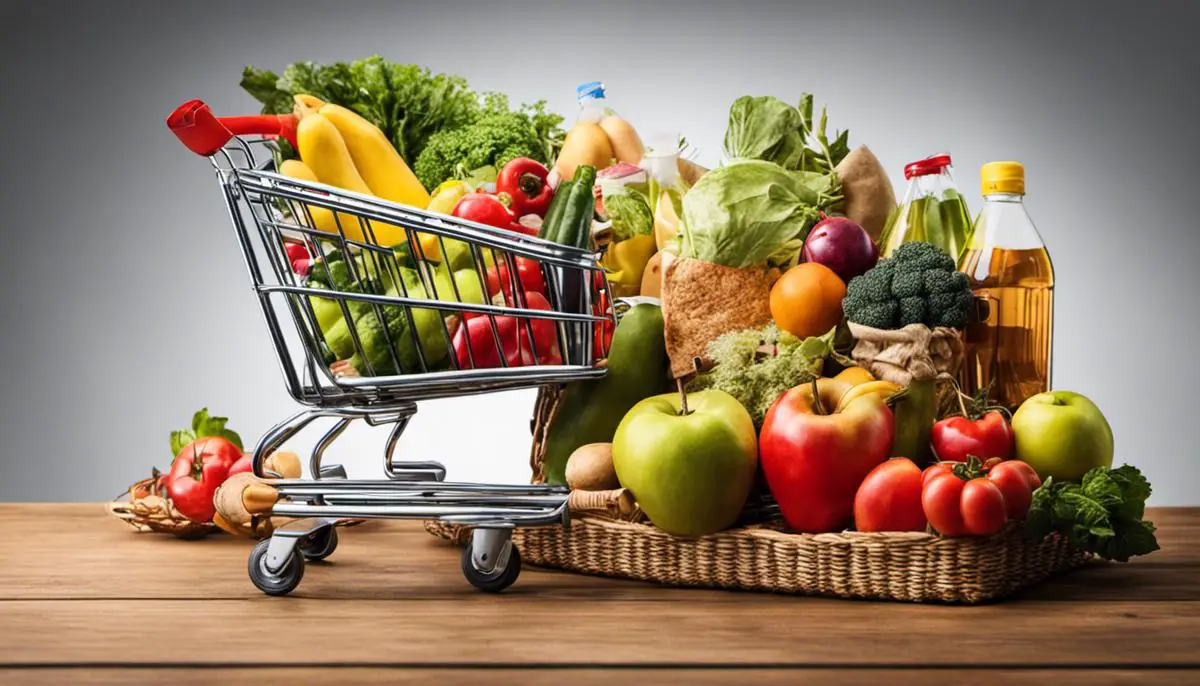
[318, 103, 430, 209]
[297, 112, 438, 258]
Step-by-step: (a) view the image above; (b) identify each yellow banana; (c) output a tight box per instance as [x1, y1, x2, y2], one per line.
[835, 380, 903, 413]
[833, 366, 875, 387]
[318, 103, 430, 209]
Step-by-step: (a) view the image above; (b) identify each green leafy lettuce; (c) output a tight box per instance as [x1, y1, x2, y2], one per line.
[722, 94, 851, 174]
[1025, 464, 1160, 562]
[680, 159, 835, 268]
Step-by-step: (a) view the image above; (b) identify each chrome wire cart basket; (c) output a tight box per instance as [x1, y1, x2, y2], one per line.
[167, 100, 613, 595]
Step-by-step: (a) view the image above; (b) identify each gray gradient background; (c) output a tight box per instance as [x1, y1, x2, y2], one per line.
[1, 0, 1196, 503]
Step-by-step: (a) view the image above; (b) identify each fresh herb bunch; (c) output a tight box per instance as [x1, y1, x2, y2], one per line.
[169, 408, 244, 457]
[412, 94, 563, 190]
[689, 324, 839, 426]
[1025, 465, 1160, 562]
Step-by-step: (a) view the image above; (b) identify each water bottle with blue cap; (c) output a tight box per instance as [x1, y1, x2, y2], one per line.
[575, 80, 615, 123]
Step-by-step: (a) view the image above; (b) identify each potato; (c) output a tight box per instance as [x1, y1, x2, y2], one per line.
[599, 115, 645, 165]
[565, 443, 620, 491]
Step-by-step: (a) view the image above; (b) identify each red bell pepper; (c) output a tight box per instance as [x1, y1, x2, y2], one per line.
[165, 436, 242, 522]
[593, 278, 614, 359]
[497, 158, 554, 218]
[454, 291, 561, 369]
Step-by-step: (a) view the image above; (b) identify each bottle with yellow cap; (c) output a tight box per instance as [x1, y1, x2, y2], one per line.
[958, 161, 1055, 411]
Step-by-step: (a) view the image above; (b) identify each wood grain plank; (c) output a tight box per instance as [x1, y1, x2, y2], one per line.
[1, 668, 1195, 686]
[2, 505, 1195, 603]
[1, 598, 1197, 667]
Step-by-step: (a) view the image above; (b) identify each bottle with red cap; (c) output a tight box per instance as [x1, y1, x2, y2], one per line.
[878, 153, 973, 260]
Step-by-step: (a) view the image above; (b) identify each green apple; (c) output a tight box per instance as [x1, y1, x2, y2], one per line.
[1012, 390, 1114, 482]
[612, 389, 757, 537]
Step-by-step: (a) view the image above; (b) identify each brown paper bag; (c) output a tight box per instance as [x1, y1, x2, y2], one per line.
[846, 322, 964, 384]
[662, 257, 775, 378]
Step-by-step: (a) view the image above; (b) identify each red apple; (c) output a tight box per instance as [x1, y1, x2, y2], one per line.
[759, 378, 895, 533]
[802, 216, 879, 283]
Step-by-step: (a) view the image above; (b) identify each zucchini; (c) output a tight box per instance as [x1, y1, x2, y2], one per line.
[539, 180, 574, 242]
[559, 165, 597, 249]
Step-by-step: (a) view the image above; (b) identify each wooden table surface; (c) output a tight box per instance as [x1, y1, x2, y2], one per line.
[0, 505, 1196, 685]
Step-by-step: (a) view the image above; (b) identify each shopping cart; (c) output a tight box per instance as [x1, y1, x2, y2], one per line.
[166, 100, 613, 595]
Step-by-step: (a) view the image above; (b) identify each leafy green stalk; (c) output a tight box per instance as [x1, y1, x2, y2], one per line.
[169, 408, 244, 457]
[1025, 465, 1159, 562]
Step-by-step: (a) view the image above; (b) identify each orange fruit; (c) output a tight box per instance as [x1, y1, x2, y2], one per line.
[770, 262, 847, 339]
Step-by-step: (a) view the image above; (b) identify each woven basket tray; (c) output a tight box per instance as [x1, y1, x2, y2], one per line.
[426, 386, 1089, 603]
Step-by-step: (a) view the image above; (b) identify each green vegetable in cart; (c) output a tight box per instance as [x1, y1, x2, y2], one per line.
[412, 95, 564, 191]
[555, 165, 598, 249]
[541, 303, 669, 485]
[1025, 465, 1159, 562]
[842, 241, 973, 330]
[242, 57, 481, 163]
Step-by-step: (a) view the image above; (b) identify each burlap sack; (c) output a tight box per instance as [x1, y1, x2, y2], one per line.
[846, 322, 964, 384]
[662, 257, 775, 378]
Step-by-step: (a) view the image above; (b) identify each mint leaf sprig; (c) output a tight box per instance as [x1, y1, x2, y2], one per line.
[169, 408, 244, 457]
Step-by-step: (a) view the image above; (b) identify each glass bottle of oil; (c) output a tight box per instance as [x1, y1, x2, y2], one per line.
[958, 161, 1054, 412]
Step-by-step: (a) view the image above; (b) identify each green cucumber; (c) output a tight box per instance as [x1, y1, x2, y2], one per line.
[559, 165, 597, 249]
[539, 180, 574, 242]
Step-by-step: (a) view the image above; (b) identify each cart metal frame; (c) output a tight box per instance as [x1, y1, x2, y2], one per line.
[167, 100, 612, 595]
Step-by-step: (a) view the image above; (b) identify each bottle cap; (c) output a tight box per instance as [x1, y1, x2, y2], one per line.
[904, 154, 953, 179]
[981, 161, 1025, 195]
[576, 81, 605, 101]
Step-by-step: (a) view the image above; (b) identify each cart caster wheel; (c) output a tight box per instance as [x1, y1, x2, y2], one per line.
[299, 526, 338, 562]
[461, 540, 521, 593]
[248, 538, 304, 596]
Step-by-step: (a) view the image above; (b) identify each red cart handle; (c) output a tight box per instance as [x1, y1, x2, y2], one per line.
[167, 99, 298, 156]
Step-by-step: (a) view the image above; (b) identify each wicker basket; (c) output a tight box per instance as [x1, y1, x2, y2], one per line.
[107, 474, 218, 539]
[427, 386, 1090, 603]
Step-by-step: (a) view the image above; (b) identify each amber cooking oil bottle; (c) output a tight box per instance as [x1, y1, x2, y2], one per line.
[958, 162, 1054, 412]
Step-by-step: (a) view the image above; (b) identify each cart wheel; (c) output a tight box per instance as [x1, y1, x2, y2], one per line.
[298, 526, 338, 562]
[248, 538, 304, 596]
[461, 540, 522, 593]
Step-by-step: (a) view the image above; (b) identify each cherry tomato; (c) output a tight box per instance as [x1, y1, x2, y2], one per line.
[854, 458, 927, 532]
[987, 460, 1041, 520]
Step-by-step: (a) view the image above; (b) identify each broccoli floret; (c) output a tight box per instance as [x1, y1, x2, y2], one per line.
[412, 95, 564, 189]
[892, 270, 925, 298]
[843, 242, 972, 330]
[892, 241, 956, 272]
[898, 296, 928, 326]
[928, 289, 973, 329]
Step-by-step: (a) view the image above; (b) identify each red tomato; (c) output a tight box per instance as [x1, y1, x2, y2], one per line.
[987, 460, 1041, 520]
[922, 470, 1008, 537]
[452, 193, 516, 230]
[931, 410, 1014, 463]
[854, 458, 927, 532]
[485, 257, 546, 302]
[453, 291, 560, 369]
[165, 437, 241, 522]
[228, 453, 254, 477]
